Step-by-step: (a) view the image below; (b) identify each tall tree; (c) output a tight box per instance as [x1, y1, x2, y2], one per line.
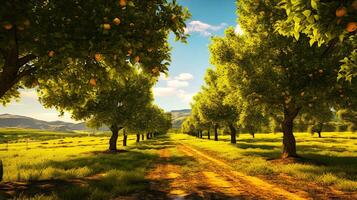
[210, 0, 356, 158]
[39, 67, 154, 151]
[0, 0, 190, 101]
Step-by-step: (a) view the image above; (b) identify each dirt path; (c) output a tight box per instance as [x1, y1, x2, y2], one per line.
[146, 142, 309, 200]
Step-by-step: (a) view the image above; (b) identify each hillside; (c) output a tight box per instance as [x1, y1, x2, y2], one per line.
[0, 114, 87, 131]
[171, 109, 191, 129]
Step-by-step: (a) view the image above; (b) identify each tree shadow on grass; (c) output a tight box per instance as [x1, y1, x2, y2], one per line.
[0, 137, 199, 200]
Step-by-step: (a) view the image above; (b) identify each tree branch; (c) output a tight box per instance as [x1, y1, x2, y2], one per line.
[18, 54, 37, 67]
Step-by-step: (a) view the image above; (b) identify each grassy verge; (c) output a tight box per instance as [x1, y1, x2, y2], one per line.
[0, 132, 166, 199]
[171, 132, 357, 192]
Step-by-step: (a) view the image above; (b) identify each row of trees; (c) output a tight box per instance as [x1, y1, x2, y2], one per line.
[0, 0, 191, 150]
[182, 0, 356, 159]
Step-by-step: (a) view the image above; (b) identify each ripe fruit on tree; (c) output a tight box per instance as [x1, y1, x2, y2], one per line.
[119, 0, 127, 7]
[89, 78, 97, 86]
[3, 23, 13, 30]
[48, 51, 55, 57]
[346, 22, 357, 32]
[336, 7, 347, 17]
[113, 17, 121, 25]
[95, 53, 102, 61]
[103, 23, 111, 30]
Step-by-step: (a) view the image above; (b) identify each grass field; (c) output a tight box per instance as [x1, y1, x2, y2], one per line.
[0, 129, 356, 199]
[173, 132, 357, 192]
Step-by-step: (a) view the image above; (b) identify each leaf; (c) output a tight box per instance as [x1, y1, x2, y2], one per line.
[311, 0, 318, 10]
[294, 31, 300, 40]
[302, 10, 311, 18]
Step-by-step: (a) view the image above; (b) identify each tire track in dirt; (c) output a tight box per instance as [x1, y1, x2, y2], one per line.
[147, 147, 264, 199]
[178, 143, 309, 200]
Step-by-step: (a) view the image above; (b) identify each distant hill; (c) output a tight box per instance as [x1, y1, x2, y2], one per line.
[0, 114, 87, 132]
[170, 109, 191, 129]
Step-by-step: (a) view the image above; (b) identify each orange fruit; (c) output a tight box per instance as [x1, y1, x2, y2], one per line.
[94, 53, 102, 61]
[346, 22, 357, 32]
[89, 78, 97, 86]
[48, 50, 55, 57]
[147, 48, 153, 52]
[336, 7, 347, 17]
[103, 23, 111, 30]
[171, 15, 177, 20]
[113, 17, 121, 25]
[3, 23, 13, 30]
[300, 92, 305, 97]
[319, 69, 323, 73]
[119, 0, 127, 7]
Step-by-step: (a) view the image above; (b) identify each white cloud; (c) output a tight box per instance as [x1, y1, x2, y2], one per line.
[20, 90, 38, 99]
[174, 73, 193, 81]
[185, 20, 227, 37]
[167, 80, 189, 88]
[153, 87, 176, 97]
[153, 72, 196, 104]
[234, 24, 244, 35]
[177, 90, 195, 104]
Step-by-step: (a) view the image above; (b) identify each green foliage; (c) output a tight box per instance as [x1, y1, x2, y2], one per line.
[275, 0, 357, 80]
[0, 0, 190, 102]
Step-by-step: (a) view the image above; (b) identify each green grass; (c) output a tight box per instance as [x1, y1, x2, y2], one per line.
[0, 128, 100, 143]
[172, 132, 357, 192]
[0, 129, 167, 199]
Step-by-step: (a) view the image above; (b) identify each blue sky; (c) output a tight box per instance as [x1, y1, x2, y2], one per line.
[0, 0, 239, 122]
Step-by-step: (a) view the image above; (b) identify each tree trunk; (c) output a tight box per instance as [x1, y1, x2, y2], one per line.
[229, 124, 236, 144]
[318, 123, 323, 138]
[109, 125, 121, 152]
[0, 35, 37, 99]
[0, 159, 3, 182]
[123, 133, 127, 147]
[141, 134, 144, 141]
[146, 133, 150, 140]
[281, 107, 300, 158]
[214, 124, 218, 141]
[200, 130, 203, 138]
[207, 129, 210, 140]
[136, 134, 140, 143]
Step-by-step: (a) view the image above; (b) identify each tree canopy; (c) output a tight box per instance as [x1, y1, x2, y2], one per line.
[275, 0, 357, 81]
[0, 0, 190, 102]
